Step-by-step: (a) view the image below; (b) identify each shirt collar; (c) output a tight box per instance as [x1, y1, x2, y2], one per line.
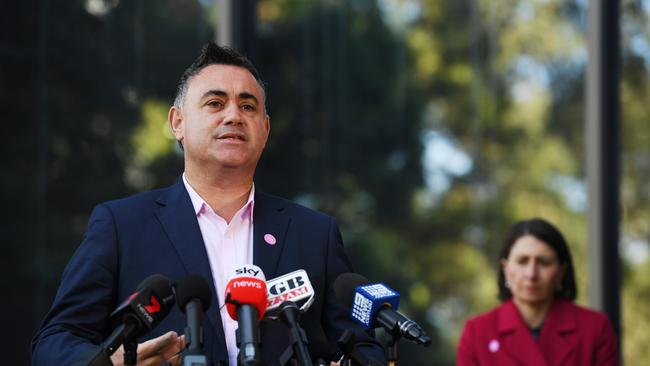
[182, 173, 255, 222]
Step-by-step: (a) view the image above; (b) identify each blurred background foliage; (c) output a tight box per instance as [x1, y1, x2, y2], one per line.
[2, 0, 649, 364]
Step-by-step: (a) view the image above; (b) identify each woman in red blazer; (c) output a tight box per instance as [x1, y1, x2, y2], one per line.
[457, 218, 618, 366]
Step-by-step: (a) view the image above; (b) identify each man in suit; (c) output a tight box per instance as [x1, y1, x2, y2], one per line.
[32, 43, 384, 366]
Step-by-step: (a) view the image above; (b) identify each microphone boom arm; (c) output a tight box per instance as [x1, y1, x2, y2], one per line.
[277, 301, 313, 366]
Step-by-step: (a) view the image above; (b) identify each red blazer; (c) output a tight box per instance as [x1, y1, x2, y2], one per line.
[457, 299, 618, 366]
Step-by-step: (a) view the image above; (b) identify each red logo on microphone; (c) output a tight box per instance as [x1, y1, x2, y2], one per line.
[144, 296, 161, 314]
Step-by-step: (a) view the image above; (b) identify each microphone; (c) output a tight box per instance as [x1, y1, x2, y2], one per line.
[334, 273, 431, 347]
[265, 269, 315, 317]
[266, 269, 315, 366]
[277, 301, 313, 366]
[85, 274, 175, 366]
[224, 264, 268, 366]
[175, 273, 212, 366]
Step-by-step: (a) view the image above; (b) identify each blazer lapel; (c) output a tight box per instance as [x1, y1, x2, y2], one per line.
[538, 300, 577, 366]
[252, 192, 291, 280]
[153, 179, 227, 359]
[497, 300, 549, 366]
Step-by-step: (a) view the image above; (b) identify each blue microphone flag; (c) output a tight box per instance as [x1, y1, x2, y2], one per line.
[350, 283, 400, 329]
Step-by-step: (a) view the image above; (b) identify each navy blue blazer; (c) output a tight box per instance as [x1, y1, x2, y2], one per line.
[32, 179, 384, 365]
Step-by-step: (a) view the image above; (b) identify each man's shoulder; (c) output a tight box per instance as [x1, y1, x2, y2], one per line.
[256, 191, 334, 222]
[98, 183, 178, 213]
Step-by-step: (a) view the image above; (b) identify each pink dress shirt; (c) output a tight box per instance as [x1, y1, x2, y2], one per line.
[183, 174, 255, 366]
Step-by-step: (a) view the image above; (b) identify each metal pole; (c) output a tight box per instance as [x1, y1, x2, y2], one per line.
[216, 0, 233, 47]
[216, 0, 257, 61]
[586, 0, 621, 341]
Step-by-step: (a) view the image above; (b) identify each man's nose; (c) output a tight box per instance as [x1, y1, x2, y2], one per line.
[223, 103, 243, 125]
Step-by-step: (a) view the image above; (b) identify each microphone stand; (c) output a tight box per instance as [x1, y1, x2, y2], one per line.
[379, 312, 431, 365]
[123, 338, 138, 366]
[236, 304, 261, 366]
[277, 301, 313, 366]
[336, 330, 384, 366]
[384, 332, 399, 366]
[382, 318, 431, 365]
[84, 322, 139, 366]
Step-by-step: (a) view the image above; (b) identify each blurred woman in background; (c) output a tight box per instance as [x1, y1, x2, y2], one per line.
[456, 218, 618, 366]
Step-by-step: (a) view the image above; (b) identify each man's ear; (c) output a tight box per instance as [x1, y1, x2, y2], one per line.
[264, 114, 270, 141]
[168, 106, 184, 143]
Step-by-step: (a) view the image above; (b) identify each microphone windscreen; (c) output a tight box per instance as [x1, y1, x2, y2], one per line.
[224, 264, 268, 321]
[225, 276, 267, 320]
[333, 273, 371, 309]
[175, 273, 212, 311]
[138, 274, 174, 300]
[114, 273, 175, 329]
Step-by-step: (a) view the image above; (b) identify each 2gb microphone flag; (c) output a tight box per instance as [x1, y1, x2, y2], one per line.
[265, 269, 315, 314]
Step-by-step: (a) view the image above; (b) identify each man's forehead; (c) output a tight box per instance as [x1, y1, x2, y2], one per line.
[188, 64, 264, 98]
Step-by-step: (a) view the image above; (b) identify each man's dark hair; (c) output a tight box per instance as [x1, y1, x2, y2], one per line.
[173, 42, 265, 108]
[497, 217, 578, 302]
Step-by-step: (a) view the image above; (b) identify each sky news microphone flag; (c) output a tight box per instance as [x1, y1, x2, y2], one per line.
[224, 264, 268, 366]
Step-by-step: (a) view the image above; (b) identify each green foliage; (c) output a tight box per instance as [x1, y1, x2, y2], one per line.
[127, 99, 178, 190]
[255, 0, 425, 227]
[620, 1, 650, 361]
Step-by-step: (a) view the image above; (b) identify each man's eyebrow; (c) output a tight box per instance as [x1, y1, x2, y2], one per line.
[200, 89, 227, 100]
[200, 90, 260, 105]
[238, 92, 259, 104]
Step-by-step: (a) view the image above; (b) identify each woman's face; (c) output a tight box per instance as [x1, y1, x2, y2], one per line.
[501, 235, 566, 307]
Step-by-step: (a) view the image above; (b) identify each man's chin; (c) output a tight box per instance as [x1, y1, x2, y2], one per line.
[214, 156, 254, 170]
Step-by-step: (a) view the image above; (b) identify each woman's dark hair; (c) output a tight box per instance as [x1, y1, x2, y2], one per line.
[497, 218, 577, 301]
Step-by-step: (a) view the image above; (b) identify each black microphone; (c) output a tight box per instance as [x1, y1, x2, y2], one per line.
[334, 273, 431, 347]
[85, 274, 175, 366]
[175, 274, 212, 366]
[265, 270, 317, 366]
